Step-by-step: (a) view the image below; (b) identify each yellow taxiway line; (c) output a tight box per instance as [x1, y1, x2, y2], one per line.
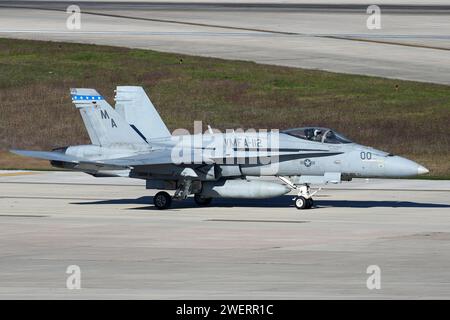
[0, 172, 40, 177]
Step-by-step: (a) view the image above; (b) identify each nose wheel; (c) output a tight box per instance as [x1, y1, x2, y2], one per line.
[294, 184, 315, 210]
[294, 196, 314, 209]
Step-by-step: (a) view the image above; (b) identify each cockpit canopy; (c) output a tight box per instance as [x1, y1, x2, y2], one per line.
[282, 127, 353, 144]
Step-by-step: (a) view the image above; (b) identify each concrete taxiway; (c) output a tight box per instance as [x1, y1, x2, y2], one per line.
[0, 171, 449, 299]
[0, 1, 449, 84]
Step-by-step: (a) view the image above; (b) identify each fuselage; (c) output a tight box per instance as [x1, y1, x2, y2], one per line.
[60, 127, 428, 180]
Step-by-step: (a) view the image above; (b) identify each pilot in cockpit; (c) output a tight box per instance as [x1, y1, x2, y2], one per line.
[313, 129, 323, 142]
[282, 127, 353, 144]
[304, 128, 323, 142]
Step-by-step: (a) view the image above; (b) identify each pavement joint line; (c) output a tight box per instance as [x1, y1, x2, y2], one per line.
[2, 2, 450, 12]
[0, 214, 47, 218]
[1, 4, 449, 52]
[323, 35, 450, 51]
[206, 219, 310, 223]
[0, 5, 297, 35]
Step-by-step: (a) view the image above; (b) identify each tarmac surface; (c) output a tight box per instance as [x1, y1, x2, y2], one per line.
[0, 1, 449, 84]
[1, 170, 450, 299]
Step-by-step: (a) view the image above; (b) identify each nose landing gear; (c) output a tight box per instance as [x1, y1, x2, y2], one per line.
[293, 185, 315, 210]
[278, 177, 319, 210]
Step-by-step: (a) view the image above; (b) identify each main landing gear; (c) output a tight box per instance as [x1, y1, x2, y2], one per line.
[153, 179, 212, 209]
[153, 191, 212, 209]
[194, 194, 212, 206]
[153, 191, 172, 210]
[154, 178, 192, 210]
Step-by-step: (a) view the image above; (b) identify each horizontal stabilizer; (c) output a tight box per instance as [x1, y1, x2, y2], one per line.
[10, 149, 81, 163]
[10, 149, 127, 170]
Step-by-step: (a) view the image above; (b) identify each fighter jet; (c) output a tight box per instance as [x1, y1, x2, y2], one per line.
[11, 86, 429, 210]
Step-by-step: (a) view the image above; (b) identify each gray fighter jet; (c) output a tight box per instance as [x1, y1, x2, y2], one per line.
[11, 86, 429, 210]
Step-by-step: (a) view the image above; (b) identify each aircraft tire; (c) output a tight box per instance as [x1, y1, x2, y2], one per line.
[295, 196, 307, 209]
[306, 198, 314, 209]
[153, 191, 172, 209]
[194, 194, 212, 206]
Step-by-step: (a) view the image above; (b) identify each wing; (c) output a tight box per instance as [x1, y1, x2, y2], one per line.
[10, 148, 204, 168]
[11, 149, 81, 163]
[100, 148, 201, 166]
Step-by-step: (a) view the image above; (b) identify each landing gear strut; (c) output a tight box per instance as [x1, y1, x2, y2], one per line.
[173, 179, 192, 200]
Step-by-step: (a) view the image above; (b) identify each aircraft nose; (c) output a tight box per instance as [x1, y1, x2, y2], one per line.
[384, 156, 429, 177]
[417, 165, 429, 175]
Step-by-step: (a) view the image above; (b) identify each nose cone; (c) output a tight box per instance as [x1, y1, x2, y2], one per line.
[417, 165, 429, 175]
[384, 156, 429, 177]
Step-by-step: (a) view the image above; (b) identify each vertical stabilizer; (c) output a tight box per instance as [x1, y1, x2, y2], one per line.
[71, 88, 147, 147]
[114, 86, 171, 141]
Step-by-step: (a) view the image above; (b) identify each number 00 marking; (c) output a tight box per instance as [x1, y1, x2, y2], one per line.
[360, 152, 372, 160]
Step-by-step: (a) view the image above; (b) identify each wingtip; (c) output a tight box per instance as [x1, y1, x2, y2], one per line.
[9, 149, 23, 155]
[9, 149, 36, 158]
